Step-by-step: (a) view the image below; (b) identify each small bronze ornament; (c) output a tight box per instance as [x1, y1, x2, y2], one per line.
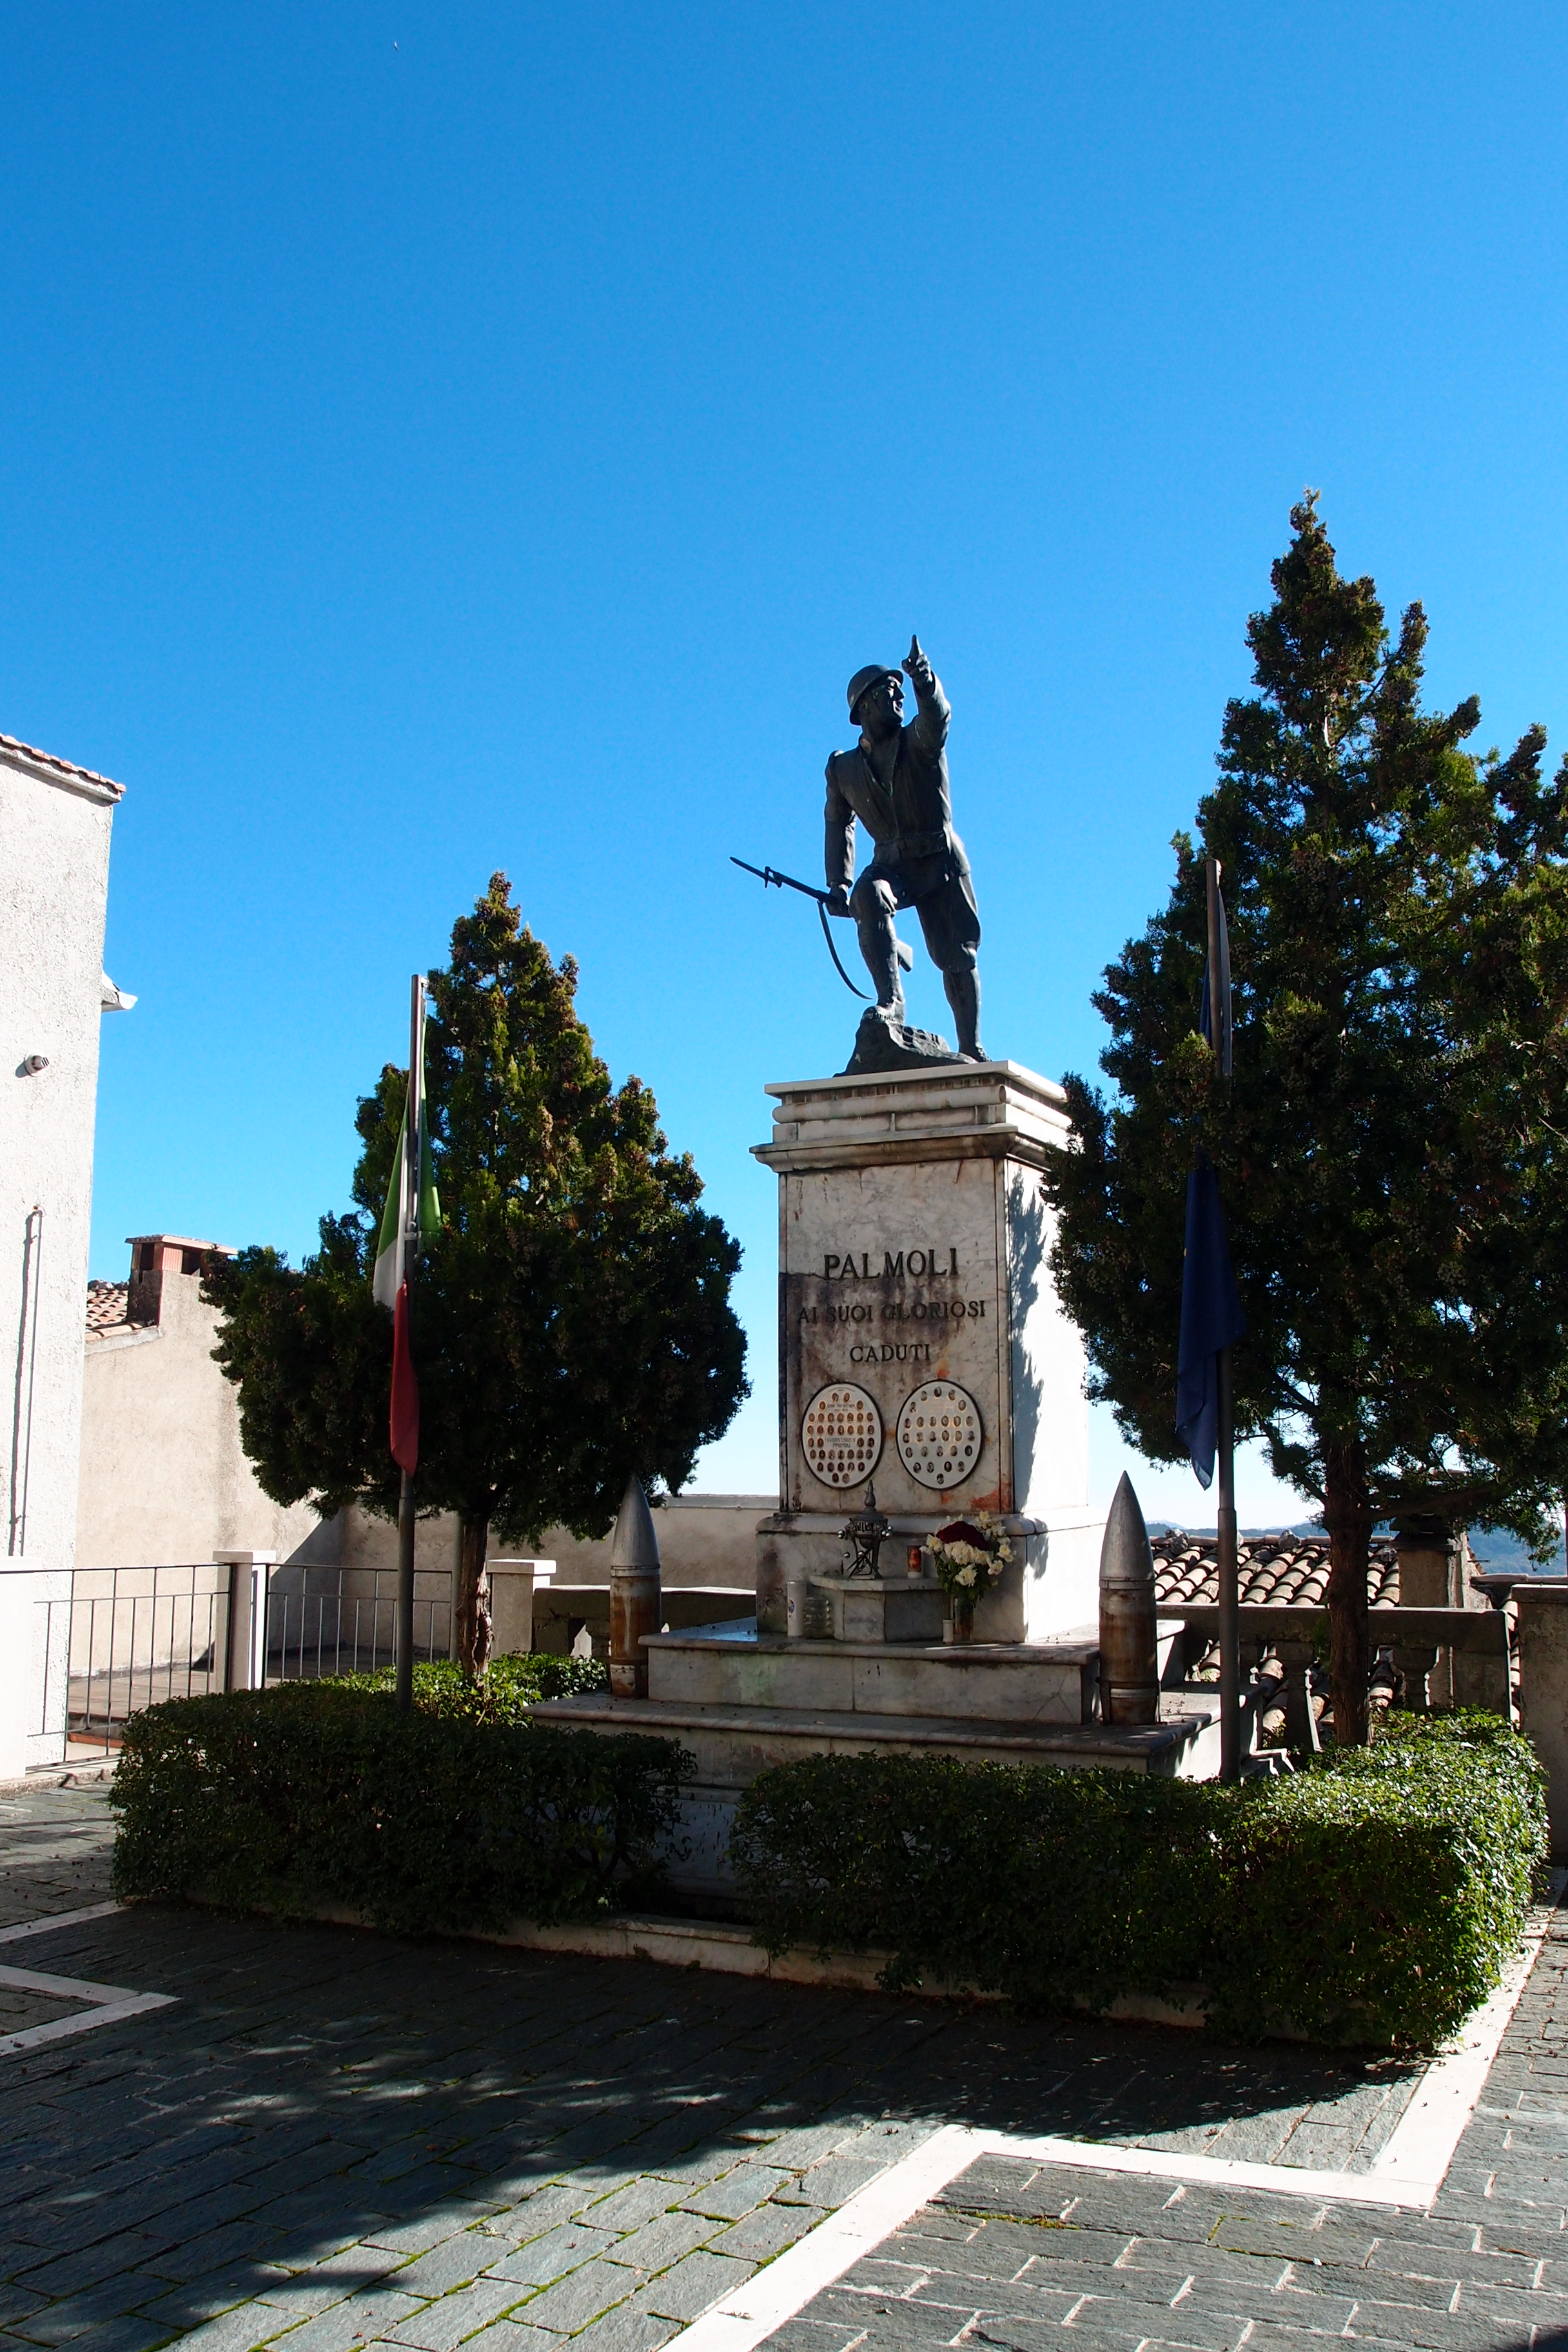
[840, 1484, 891, 1579]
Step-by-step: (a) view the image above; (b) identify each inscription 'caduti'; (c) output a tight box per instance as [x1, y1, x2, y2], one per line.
[823, 1247, 960, 1280]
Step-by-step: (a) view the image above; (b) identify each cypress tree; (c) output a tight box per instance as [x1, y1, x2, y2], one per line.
[207, 873, 749, 1673]
[1046, 497, 1568, 1743]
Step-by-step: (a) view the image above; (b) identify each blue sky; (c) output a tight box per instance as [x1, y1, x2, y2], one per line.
[6, 3, 1566, 1523]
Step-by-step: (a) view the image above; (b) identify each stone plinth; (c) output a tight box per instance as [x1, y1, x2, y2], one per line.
[550, 1686, 1215, 1784]
[752, 1060, 1101, 1639]
[539, 1623, 1219, 1894]
[809, 1573, 945, 1644]
[645, 1624, 1101, 1726]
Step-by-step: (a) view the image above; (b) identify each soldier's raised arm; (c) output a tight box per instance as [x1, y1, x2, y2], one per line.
[904, 635, 949, 752]
[824, 758, 856, 910]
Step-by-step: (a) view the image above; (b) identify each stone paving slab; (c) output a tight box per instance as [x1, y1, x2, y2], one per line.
[762, 1905, 1568, 2352]
[0, 1785, 1541, 2352]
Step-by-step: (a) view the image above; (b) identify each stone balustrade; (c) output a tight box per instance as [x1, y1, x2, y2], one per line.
[1155, 1601, 1513, 1750]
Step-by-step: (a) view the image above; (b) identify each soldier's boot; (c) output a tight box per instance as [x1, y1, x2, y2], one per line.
[857, 907, 905, 1021]
[944, 966, 985, 1061]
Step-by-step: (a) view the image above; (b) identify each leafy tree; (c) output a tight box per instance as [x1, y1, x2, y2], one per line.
[1046, 496, 1568, 1743]
[208, 874, 749, 1672]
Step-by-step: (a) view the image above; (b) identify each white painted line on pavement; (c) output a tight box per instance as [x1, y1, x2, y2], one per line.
[669, 2126, 983, 2352]
[0, 1989, 175, 2056]
[0, 1901, 122, 1945]
[665, 1898, 1568, 2352]
[663, 2117, 1437, 2352]
[975, 2130, 1431, 2209]
[0, 1957, 160, 2003]
[1371, 1881, 1563, 2197]
[0, 1910, 173, 2056]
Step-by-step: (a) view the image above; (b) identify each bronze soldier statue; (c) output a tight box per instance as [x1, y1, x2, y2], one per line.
[825, 636, 984, 1061]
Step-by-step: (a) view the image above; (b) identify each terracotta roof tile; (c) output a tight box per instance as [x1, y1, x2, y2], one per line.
[85, 1280, 130, 1337]
[1152, 1533, 1400, 1608]
[0, 730, 124, 798]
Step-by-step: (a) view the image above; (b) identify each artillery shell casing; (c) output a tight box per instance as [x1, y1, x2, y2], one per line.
[610, 1565, 660, 1698]
[1099, 1587, 1161, 1725]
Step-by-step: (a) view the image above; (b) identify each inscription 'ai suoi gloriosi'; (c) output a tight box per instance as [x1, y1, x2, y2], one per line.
[823, 1246, 960, 1280]
[798, 1298, 987, 1324]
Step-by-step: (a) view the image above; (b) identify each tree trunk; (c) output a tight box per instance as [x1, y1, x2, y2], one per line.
[455, 1515, 491, 1679]
[1322, 1436, 1373, 1747]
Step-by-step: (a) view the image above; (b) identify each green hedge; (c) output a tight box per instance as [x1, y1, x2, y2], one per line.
[729, 1713, 1547, 2046]
[112, 1680, 689, 1936]
[328, 1651, 609, 1720]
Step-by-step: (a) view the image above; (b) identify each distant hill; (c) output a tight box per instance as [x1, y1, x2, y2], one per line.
[1147, 1519, 1565, 1572]
[1147, 1523, 1329, 1542]
[1466, 1525, 1566, 1574]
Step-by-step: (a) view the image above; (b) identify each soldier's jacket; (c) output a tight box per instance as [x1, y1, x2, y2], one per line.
[824, 669, 967, 903]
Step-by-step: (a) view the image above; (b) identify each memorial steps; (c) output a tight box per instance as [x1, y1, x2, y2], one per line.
[536, 1620, 1222, 1901]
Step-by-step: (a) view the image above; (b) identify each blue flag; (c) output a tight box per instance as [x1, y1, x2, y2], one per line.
[1175, 1161, 1246, 1488]
[1197, 872, 1233, 1075]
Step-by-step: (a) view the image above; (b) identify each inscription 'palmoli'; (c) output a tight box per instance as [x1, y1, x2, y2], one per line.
[823, 1247, 960, 1280]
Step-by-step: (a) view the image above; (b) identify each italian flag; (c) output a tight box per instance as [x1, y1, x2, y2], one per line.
[373, 1005, 440, 1473]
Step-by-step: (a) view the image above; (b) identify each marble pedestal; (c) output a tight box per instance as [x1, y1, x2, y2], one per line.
[531, 1061, 1222, 1903]
[539, 1622, 1220, 1895]
[808, 1573, 945, 1645]
[753, 1060, 1103, 1640]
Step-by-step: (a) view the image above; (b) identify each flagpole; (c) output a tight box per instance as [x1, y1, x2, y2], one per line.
[1206, 858, 1240, 1783]
[395, 974, 424, 1713]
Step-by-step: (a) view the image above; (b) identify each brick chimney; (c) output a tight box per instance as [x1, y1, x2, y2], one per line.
[126, 1234, 233, 1326]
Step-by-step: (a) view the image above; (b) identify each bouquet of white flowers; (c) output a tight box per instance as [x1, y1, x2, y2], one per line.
[925, 1513, 1012, 1634]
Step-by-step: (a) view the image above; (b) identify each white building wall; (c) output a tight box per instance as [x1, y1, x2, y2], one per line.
[0, 738, 122, 1771]
[76, 1248, 760, 1590]
[337, 1495, 765, 1592]
[77, 1260, 332, 1569]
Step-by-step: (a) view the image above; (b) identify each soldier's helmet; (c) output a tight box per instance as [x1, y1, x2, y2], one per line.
[847, 665, 903, 723]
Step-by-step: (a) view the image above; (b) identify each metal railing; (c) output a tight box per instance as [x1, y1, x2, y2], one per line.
[263, 1565, 453, 1683]
[30, 1560, 457, 1765]
[35, 1564, 233, 1760]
